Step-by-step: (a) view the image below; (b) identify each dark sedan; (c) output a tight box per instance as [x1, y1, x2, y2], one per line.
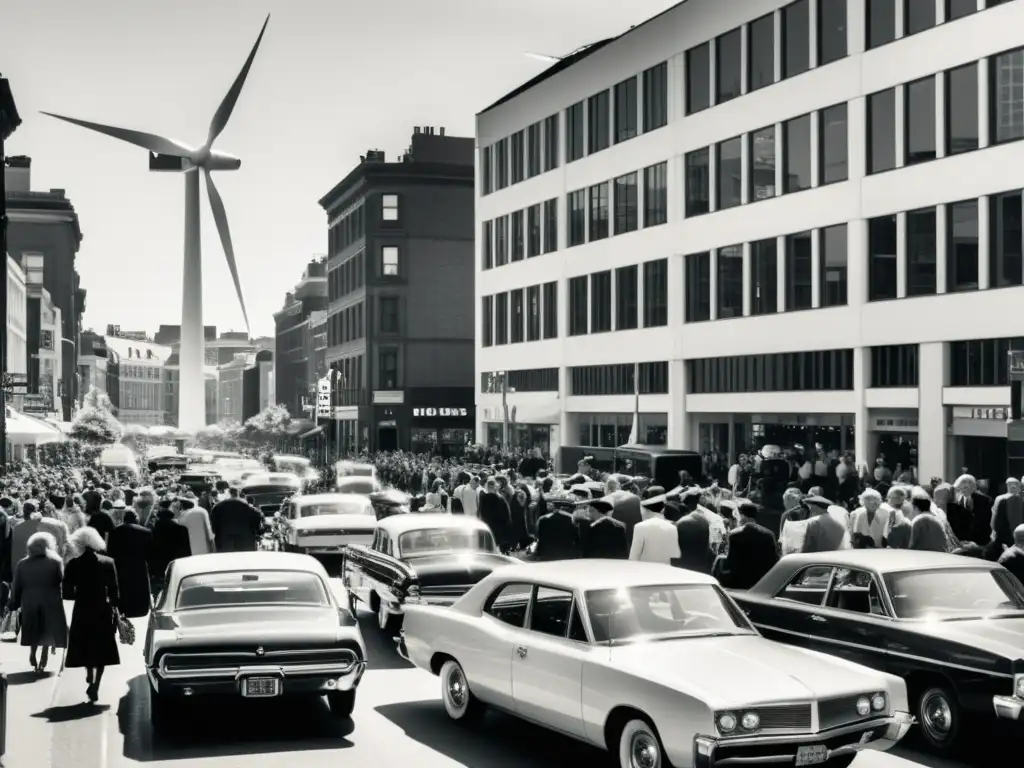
[730, 549, 1024, 754]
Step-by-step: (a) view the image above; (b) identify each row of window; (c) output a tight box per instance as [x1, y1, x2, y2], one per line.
[481, 115, 559, 196]
[482, 199, 557, 269]
[566, 163, 668, 249]
[867, 0, 1011, 51]
[328, 204, 365, 255]
[870, 344, 919, 388]
[569, 361, 669, 396]
[328, 250, 366, 303]
[950, 335, 1024, 387]
[569, 258, 668, 336]
[480, 368, 559, 394]
[326, 302, 365, 348]
[576, 412, 668, 448]
[481, 282, 558, 347]
[688, 350, 855, 394]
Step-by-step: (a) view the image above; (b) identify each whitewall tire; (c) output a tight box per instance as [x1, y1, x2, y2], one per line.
[618, 718, 664, 768]
[439, 659, 485, 723]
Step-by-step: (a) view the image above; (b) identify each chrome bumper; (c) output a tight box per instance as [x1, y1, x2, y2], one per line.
[993, 695, 1023, 721]
[693, 712, 915, 767]
[148, 660, 366, 695]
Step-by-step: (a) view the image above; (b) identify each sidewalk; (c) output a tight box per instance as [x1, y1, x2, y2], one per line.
[0, 635, 65, 768]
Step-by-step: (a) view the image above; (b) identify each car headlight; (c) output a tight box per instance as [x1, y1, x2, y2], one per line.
[717, 713, 737, 733]
[870, 693, 887, 712]
[856, 696, 871, 716]
[740, 711, 760, 730]
[1014, 674, 1024, 700]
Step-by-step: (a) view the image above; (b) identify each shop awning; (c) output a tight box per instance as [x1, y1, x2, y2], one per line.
[300, 425, 324, 440]
[5, 407, 65, 446]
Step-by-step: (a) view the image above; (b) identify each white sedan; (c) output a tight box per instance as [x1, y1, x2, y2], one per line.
[280, 493, 377, 556]
[397, 560, 914, 768]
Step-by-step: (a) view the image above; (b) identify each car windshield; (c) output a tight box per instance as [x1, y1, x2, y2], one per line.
[275, 458, 311, 474]
[299, 500, 373, 518]
[884, 568, 1024, 620]
[585, 584, 754, 644]
[176, 570, 329, 610]
[337, 479, 378, 495]
[398, 528, 496, 556]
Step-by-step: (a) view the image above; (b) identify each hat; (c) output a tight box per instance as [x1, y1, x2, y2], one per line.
[49, 494, 66, 509]
[589, 497, 615, 513]
[643, 485, 666, 499]
[178, 498, 196, 511]
[0, 497, 13, 509]
[802, 495, 832, 508]
[738, 501, 759, 518]
[99, 482, 113, 491]
[569, 486, 591, 499]
[158, 498, 173, 509]
[112, 499, 127, 509]
[641, 493, 668, 510]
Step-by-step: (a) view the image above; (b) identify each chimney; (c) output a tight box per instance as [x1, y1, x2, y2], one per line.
[3, 155, 31, 193]
[413, 126, 420, 134]
[439, 127, 445, 136]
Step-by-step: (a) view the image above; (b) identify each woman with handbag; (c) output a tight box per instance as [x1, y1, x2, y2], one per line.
[8, 531, 68, 672]
[63, 526, 120, 703]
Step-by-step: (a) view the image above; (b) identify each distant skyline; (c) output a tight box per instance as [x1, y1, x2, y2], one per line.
[3, 0, 679, 338]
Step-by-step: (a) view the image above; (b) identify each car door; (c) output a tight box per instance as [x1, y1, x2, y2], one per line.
[346, 530, 375, 604]
[510, 585, 587, 738]
[467, 581, 531, 711]
[813, 567, 890, 672]
[744, 565, 835, 648]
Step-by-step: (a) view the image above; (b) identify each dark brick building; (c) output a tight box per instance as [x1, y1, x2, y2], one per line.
[318, 127, 475, 453]
[273, 258, 327, 418]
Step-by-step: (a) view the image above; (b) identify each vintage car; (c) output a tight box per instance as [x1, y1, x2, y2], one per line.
[397, 560, 912, 768]
[336, 475, 383, 497]
[240, 472, 302, 516]
[731, 550, 1024, 753]
[271, 454, 321, 487]
[336, 460, 377, 481]
[343, 513, 518, 634]
[143, 551, 366, 730]
[280, 492, 377, 564]
[368, 488, 411, 518]
[214, 457, 265, 486]
[178, 467, 223, 495]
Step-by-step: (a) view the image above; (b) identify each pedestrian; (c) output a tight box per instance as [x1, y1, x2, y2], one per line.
[209, 487, 264, 552]
[148, 505, 192, 596]
[106, 509, 153, 618]
[8, 531, 67, 673]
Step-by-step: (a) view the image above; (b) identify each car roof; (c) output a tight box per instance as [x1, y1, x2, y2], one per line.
[294, 493, 370, 506]
[487, 560, 719, 592]
[336, 475, 378, 484]
[171, 552, 327, 580]
[775, 549, 997, 574]
[377, 513, 490, 535]
[241, 472, 301, 487]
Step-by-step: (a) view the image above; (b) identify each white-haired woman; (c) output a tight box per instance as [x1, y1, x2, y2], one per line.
[849, 489, 890, 548]
[8, 531, 67, 673]
[63, 526, 120, 703]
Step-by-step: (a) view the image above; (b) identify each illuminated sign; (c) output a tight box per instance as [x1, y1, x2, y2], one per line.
[412, 407, 468, 418]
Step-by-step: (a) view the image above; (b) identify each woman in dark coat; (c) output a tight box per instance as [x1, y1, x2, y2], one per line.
[8, 531, 68, 672]
[106, 510, 152, 618]
[63, 526, 120, 703]
[148, 506, 192, 598]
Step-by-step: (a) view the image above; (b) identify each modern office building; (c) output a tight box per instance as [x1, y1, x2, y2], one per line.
[24, 277, 63, 418]
[5, 254, 27, 411]
[274, 257, 328, 419]
[104, 333, 171, 426]
[475, 0, 1024, 483]
[318, 127, 476, 453]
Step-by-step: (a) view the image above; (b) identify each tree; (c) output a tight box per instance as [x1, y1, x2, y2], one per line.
[69, 404, 123, 445]
[82, 387, 117, 414]
[242, 404, 291, 439]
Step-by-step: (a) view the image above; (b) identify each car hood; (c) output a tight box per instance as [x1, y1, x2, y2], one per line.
[607, 635, 893, 709]
[405, 552, 519, 587]
[905, 615, 1024, 660]
[290, 514, 377, 533]
[169, 606, 343, 645]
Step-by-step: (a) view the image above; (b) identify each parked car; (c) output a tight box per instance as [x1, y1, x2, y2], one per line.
[178, 468, 223, 495]
[731, 549, 1024, 753]
[240, 472, 302, 516]
[271, 454, 320, 487]
[336, 475, 383, 497]
[280, 492, 377, 571]
[336, 460, 377, 481]
[397, 560, 912, 768]
[343, 513, 517, 634]
[143, 551, 366, 730]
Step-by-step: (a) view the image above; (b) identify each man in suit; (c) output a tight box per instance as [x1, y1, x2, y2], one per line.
[801, 496, 848, 553]
[990, 478, 1024, 557]
[534, 498, 578, 561]
[629, 501, 681, 564]
[997, 523, 1024, 582]
[209, 487, 265, 553]
[149, 504, 192, 597]
[719, 501, 778, 589]
[674, 491, 714, 574]
[581, 498, 628, 559]
[947, 474, 993, 547]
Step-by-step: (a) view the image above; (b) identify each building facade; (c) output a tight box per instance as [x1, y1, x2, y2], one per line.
[274, 258, 327, 419]
[475, 0, 1024, 484]
[5, 254, 27, 411]
[78, 330, 120, 413]
[104, 334, 171, 426]
[24, 278, 63, 419]
[161, 327, 257, 426]
[319, 128, 476, 453]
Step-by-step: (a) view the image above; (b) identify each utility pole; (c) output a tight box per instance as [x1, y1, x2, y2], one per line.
[1, 74, 24, 475]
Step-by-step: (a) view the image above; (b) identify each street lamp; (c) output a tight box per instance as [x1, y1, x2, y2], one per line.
[1, 74, 23, 475]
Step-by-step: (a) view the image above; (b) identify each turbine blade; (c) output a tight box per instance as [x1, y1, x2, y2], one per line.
[524, 52, 561, 63]
[203, 169, 250, 334]
[40, 112, 192, 157]
[207, 14, 270, 146]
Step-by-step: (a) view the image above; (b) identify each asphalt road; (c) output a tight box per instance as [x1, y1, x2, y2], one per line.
[0, 604, 985, 768]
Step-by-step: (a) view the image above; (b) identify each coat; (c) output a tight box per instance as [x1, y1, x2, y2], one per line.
[629, 516, 682, 564]
[720, 523, 778, 590]
[62, 549, 120, 668]
[479, 493, 512, 549]
[610, 495, 643, 549]
[581, 516, 628, 559]
[149, 518, 192, 584]
[535, 511, 578, 561]
[107, 523, 153, 618]
[10, 553, 68, 648]
[209, 499, 264, 553]
[674, 513, 714, 574]
[946, 492, 993, 545]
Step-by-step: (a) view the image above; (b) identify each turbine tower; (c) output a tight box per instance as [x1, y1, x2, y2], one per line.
[43, 15, 270, 433]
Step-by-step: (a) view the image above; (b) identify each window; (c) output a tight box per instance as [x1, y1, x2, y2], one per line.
[510, 130, 525, 184]
[867, 88, 896, 174]
[543, 114, 559, 171]
[643, 162, 668, 227]
[485, 583, 531, 627]
[867, 0, 895, 49]
[748, 13, 775, 92]
[380, 296, 399, 333]
[906, 207, 937, 296]
[820, 224, 849, 307]
[526, 285, 541, 341]
[685, 252, 711, 323]
[527, 204, 541, 257]
[990, 190, 1023, 288]
[527, 122, 541, 178]
[543, 198, 558, 253]
[495, 138, 508, 190]
[542, 281, 558, 339]
[614, 173, 638, 235]
[783, 0, 810, 79]
[530, 586, 575, 637]
[950, 336, 1024, 387]
[590, 271, 612, 333]
[749, 239, 778, 316]
[947, 199, 979, 292]
[495, 215, 508, 266]
[643, 259, 668, 327]
[482, 220, 493, 270]
[494, 293, 509, 345]
[685, 148, 710, 216]
[688, 350, 854, 394]
[481, 145, 493, 195]
[871, 345, 919, 388]
[616, 265, 638, 330]
[826, 569, 884, 615]
[642, 62, 668, 131]
[716, 28, 742, 104]
[905, 76, 936, 165]
[783, 114, 812, 193]
[990, 48, 1024, 145]
[379, 348, 398, 389]
[904, 0, 935, 36]
[568, 190, 586, 246]
[614, 76, 638, 143]
[510, 290, 525, 343]
[947, 0, 977, 20]
[381, 246, 399, 276]
[946, 62, 979, 155]
[381, 194, 399, 221]
[868, 215, 899, 301]
[819, 103, 848, 184]
[566, 101, 585, 162]
[818, 0, 848, 66]
[571, 363, 669, 397]
[716, 137, 742, 210]
[717, 245, 743, 319]
[686, 43, 710, 114]
[589, 183, 610, 242]
[510, 210, 525, 262]
[569, 277, 588, 336]
[568, 605, 588, 642]
[778, 566, 833, 605]
[749, 126, 776, 201]
[587, 90, 610, 154]
[785, 231, 813, 310]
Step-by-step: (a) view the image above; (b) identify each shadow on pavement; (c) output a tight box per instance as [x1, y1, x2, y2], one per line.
[32, 702, 111, 722]
[375, 700, 611, 768]
[5, 670, 55, 685]
[116, 674, 354, 761]
[356, 610, 413, 671]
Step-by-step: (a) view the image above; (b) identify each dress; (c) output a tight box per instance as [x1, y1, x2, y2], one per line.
[11, 554, 68, 648]
[62, 549, 121, 668]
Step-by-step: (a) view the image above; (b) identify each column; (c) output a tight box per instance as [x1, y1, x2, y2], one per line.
[727, 413, 737, 466]
[978, 57, 990, 150]
[739, 24, 750, 94]
[935, 203, 948, 294]
[708, 143, 719, 214]
[774, 122, 785, 198]
[557, 366, 570, 474]
[935, 0, 946, 24]
[708, 37, 717, 106]
[810, 109, 821, 188]
[671, 53, 685, 123]
[742, 242, 752, 316]
[896, 212, 908, 298]
[709, 249, 719, 320]
[848, 219, 868, 309]
[741, 132, 751, 205]
[894, 0, 905, 38]
[917, 342, 947, 481]
[668, 253, 684, 327]
[978, 195, 991, 289]
[853, 347, 870, 467]
[848, 0, 866, 55]
[934, 72, 946, 160]
[669, 359, 688, 449]
[894, 85, 906, 168]
[811, 228, 822, 307]
[808, 0, 819, 68]
[776, 235, 787, 311]
[773, 10, 783, 83]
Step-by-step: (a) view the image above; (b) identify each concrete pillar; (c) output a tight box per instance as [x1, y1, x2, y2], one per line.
[728, 413, 736, 465]
[853, 347, 870, 467]
[917, 342, 947, 481]
[669, 359, 688, 448]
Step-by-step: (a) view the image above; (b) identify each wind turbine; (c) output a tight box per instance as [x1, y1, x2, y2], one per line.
[523, 42, 601, 64]
[42, 15, 269, 433]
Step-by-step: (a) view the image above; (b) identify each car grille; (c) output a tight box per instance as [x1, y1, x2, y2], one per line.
[418, 585, 473, 598]
[300, 529, 367, 537]
[817, 695, 876, 731]
[158, 646, 359, 672]
[712, 724, 884, 763]
[755, 704, 813, 731]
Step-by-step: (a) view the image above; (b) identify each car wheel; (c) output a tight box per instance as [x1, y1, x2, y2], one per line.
[377, 597, 401, 635]
[439, 659, 485, 723]
[618, 718, 666, 768]
[149, 688, 175, 733]
[326, 689, 356, 718]
[916, 684, 960, 752]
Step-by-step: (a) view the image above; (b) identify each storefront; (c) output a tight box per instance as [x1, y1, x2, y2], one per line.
[868, 409, 919, 469]
[950, 406, 1007, 492]
[400, 387, 475, 456]
[696, 414, 854, 461]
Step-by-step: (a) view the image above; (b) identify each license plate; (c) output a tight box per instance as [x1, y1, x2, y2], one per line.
[242, 676, 280, 698]
[795, 745, 828, 766]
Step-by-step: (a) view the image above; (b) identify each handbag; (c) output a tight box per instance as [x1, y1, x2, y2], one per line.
[0, 608, 20, 642]
[114, 609, 136, 645]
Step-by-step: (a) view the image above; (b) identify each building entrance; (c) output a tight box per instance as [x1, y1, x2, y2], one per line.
[377, 424, 398, 451]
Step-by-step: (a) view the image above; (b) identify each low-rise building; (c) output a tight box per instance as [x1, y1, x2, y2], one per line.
[104, 334, 171, 426]
[5, 254, 27, 411]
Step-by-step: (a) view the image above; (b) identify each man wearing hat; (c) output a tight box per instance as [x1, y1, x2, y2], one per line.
[580, 498, 628, 560]
[801, 495, 848, 553]
[604, 477, 642, 548]
[674, 489, 715, 574]
[534, 494, 577, 561]
[629, 497, 681, 564]
[718, 501, 778, 589]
